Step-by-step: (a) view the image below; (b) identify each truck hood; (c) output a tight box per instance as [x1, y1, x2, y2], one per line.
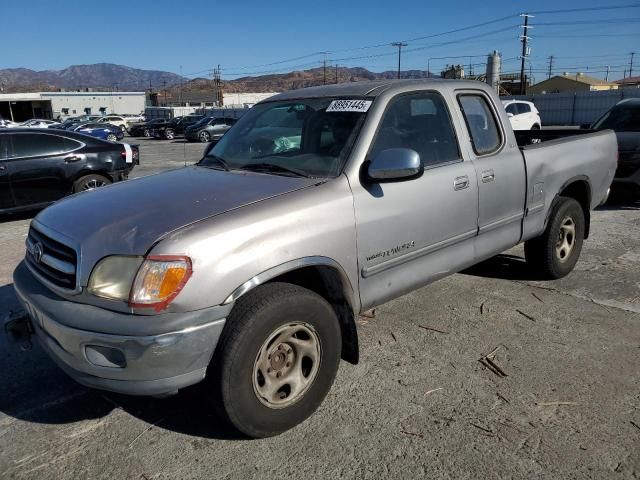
[35, 166, 320, 264]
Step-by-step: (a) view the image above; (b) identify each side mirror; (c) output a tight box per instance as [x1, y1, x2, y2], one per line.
[507, 112, 514, 118]
[367, 148, 423, 182]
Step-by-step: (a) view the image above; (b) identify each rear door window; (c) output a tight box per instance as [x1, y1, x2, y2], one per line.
[517, 103, 531, 114]
[458, 94, 502, 155]
[10, 133, 79, 158]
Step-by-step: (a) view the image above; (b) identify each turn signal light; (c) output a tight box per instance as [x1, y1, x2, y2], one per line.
[129, 256, 192, 311]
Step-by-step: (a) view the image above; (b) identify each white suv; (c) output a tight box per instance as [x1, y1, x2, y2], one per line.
[502, 100, 541, 130]
[96, 115, 129, 132]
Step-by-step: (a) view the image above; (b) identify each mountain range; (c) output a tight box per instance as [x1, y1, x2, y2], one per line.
[0, 63, 435, 95]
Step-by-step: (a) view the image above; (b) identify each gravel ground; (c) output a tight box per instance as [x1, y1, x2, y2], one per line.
[0, 139, 638, 479]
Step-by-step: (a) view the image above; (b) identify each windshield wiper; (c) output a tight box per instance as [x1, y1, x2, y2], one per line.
[199, 154, 230, 171]
[239, 163, 310, 178]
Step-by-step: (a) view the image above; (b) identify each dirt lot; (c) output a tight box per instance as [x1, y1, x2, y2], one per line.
[0, 139, 639, 479]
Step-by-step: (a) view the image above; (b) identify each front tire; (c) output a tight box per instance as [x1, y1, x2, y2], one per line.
[524, 196, 585, 279]
[106, 133, 117, 142]
[208, 283, 342, 438]
[164, 129, 175, 140]
[199, 131, 211, 143]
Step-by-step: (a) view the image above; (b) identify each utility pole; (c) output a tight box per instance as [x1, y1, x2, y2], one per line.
[605, 65, 610, 82]
[519, 13, 533, 95]
[212, 65, 222, 106]
[322, 52, 328, 85]
[547, 55, 554, 79]
[630, 52, 635, 78]
[179, 65, 183, 106]
[162, 79, 167, 106]
[392, 42, 408, 79]
[335, 64, 338, 84]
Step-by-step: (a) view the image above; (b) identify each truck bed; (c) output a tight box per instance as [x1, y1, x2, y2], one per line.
[518, 129, 617, 242]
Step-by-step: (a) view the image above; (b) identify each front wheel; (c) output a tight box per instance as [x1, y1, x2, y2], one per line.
[199, 131, 211, 143]
[208, 283, 342, 438]
[106, 133, 117, 142]
[524, 196, 585, 279]
[164, 129, 175, 140]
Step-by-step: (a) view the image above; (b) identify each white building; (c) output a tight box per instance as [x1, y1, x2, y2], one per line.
[222, 92, 278, 107]
[0, 91, 146, 121]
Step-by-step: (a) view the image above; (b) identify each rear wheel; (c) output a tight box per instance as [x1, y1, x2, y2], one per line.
[106, 133, 117, 142]
[531, 124, 541, 130]
[72, 174, 112, 193]
[208, 283, 342, 438]
[120, 125, 127, 134]
[524, 196, 585, 279]
[143, 128, 151, 137]
[199, 131, 211, 143]
[164, 129, 175, 140]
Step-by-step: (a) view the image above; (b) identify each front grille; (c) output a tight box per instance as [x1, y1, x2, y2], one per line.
[25, 227, 77, 290]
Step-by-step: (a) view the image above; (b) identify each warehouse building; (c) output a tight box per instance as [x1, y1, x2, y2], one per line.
[0, 91, 146, 122]
[528, 73, 618, 94]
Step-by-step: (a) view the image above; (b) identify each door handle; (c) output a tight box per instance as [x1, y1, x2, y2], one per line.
[481, 170, 495, 183]
[64, 156, 81, 163]
[453, 175, 470, 191]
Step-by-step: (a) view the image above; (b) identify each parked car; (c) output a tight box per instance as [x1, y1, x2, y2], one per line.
[0, 128, 138, 214]
[502, 100, 541, 130]
[185, 116, 237, 142]
[590, 98, 640, 194]
[95, 115, 128, 133]
[122, 113, 146, 123]
[18, 119, 61, 129]
[6, 80, 615, 438]
[129, 118, 169, 137]
[152, 115, 204, 140]
[73, 122, 125, 142]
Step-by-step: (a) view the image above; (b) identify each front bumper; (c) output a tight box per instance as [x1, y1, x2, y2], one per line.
[12, 262, 227, 396]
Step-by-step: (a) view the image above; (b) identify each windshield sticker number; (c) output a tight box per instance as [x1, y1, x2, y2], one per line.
[326, 100, 372, 113]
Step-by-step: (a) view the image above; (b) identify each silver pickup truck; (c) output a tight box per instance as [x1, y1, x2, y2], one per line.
[7, 80, 616, 438]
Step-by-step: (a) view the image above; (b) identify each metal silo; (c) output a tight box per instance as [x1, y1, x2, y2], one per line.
[486, 51, 501, 93]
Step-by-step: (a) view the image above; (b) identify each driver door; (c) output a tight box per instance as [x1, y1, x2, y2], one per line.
[352, 91, 479, 309]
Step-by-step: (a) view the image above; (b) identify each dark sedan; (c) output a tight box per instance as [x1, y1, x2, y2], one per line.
[0, 129, 139, 214]
[152, 115, 204, 140]
[184, 116, 237, 143]
[129, 119, 169, 137]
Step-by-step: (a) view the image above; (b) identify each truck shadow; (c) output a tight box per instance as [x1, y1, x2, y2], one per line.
[0, 283, 245, 441]
[596, 191, 640, 211]
[461, 254, 545, 281]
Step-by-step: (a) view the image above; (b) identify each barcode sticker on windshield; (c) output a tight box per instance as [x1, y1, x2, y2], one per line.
[326, 100, 372, 113]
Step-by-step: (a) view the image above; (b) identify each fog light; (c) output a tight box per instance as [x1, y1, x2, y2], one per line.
[85, 345, 126, 368]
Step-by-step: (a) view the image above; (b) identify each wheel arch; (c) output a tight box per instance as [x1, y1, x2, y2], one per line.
[549, 176, 592, 238]
[223, 257, 360, 364]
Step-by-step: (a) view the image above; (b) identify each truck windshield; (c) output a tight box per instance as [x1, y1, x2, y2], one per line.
[592, 104, 640, 132]
[201, 98, 370, 178]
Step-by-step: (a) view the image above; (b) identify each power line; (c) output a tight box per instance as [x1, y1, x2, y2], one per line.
[529, 3, 640, 14]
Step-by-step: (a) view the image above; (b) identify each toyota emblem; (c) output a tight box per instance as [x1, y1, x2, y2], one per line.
[33, 242, 44, 263]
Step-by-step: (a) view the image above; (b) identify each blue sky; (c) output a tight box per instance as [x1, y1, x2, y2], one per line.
[2, 0, 639, 82]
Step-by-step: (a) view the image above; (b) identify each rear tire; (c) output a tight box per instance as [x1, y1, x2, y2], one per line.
[164, 129, 175, 140]
[524, 196, 585, 279]
[143, 128, 151, 137]
[199, 131, 211, 143]
[531, 124, 541, 130]
[106, 133, 117, 142]
[207, 283, 342, 438]
[72, 174, 112, 193]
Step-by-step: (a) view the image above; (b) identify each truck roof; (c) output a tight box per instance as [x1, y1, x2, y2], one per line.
[265, 78, 490, 102]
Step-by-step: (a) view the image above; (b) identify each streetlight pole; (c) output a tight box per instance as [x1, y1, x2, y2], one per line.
[392, 42, 408, 79]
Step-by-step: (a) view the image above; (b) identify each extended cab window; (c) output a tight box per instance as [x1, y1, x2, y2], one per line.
[458, 94, 502, 155]
[369, 92, 460, 167]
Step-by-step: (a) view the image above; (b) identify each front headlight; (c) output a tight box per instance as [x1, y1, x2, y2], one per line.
[129, 256, 192, 311]
[88, 256, 144, 300]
